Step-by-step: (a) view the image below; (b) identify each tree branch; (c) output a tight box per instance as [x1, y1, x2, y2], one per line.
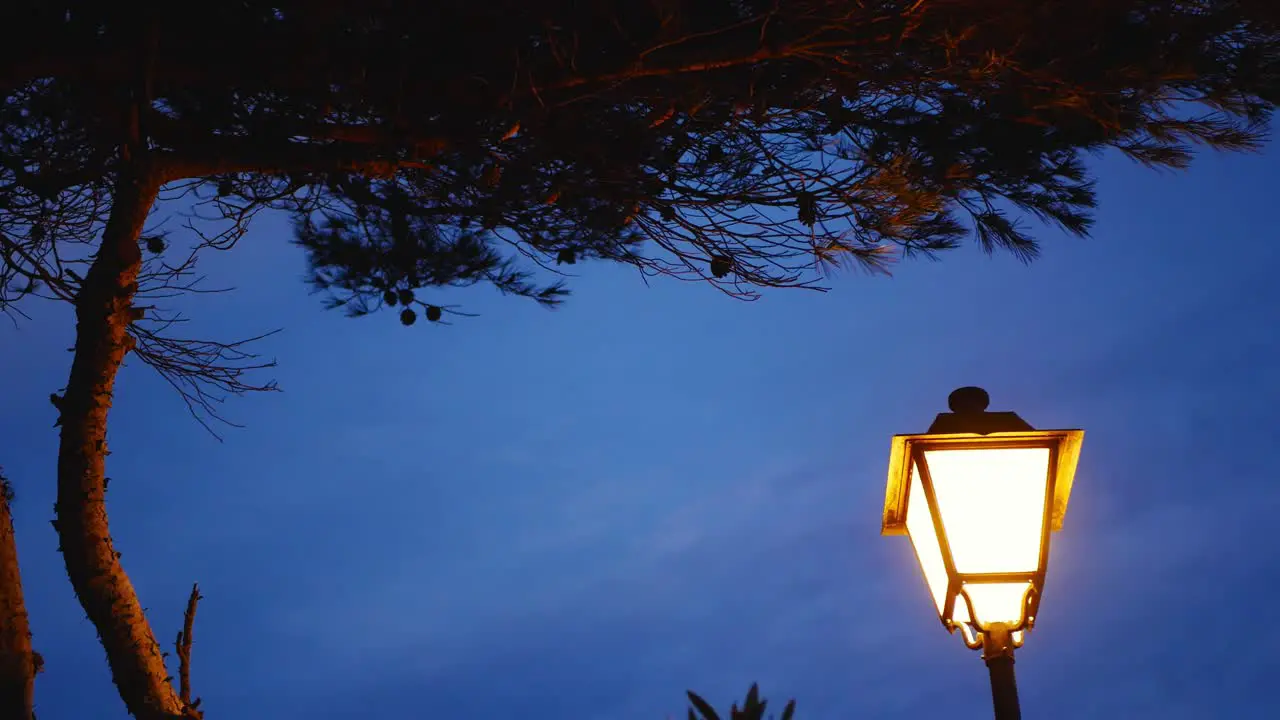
[148, 116, 447, 183]
[174, 583, 202, 717]
[154, 140, 436, 185]
[129, 319, 281, 441]
[55, 164, 188, 720]
[0, 469, 41, 720]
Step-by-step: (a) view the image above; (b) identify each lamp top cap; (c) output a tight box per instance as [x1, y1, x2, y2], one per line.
[927, 387, 1033, 434]
[948, 386, 990, 414]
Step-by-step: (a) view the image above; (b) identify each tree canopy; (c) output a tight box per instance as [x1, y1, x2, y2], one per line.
[0, 2, 1277, 719]
[6, 0, 1279, 324]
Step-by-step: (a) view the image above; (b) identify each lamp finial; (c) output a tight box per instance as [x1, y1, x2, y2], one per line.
[948, 386, 990, 414]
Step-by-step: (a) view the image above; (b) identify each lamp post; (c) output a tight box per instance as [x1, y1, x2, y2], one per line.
[880, 387, 1083, 720]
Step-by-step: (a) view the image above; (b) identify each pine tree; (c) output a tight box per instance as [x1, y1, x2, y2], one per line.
[1, 2, 1277, 717]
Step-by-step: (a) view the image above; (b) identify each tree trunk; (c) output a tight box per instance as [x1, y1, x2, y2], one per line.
[0, 471, 40, 720]
[54, 166, 187, 720]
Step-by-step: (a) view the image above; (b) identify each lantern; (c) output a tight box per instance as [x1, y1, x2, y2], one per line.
[881, 387, 1083, 648]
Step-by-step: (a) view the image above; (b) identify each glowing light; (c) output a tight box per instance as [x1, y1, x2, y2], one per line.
[903, 446, 1052, 630]
[905, 463, 948, 615]
[927, 447, 1050, 573]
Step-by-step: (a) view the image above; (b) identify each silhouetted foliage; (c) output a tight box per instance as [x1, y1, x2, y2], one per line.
[688, 684, 797, 720]
[1, 2, 1278, 719]
[5, 1, 1279, 329]
[281, 0, 1280, 310]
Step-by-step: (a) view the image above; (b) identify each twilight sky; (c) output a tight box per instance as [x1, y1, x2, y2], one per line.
[3, 138, 1279, 719]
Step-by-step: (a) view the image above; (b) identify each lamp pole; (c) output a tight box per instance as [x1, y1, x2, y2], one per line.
[981, 623, 1021, 720]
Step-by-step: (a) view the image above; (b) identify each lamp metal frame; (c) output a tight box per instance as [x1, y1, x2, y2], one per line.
[881, 429, 1083, 643]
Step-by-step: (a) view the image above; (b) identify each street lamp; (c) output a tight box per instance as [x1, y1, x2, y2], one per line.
[880, 387, 1083, 720]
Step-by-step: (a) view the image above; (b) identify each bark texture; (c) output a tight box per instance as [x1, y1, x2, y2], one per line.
[0, 473, 40, 720]
[54, 166, 189, 720]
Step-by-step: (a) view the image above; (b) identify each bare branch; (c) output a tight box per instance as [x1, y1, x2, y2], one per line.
[173, 583, 202, 719]
[129, 318, 280, 442]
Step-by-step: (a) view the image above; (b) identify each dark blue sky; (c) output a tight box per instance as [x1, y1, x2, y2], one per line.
[3, 139, 1279, 719]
